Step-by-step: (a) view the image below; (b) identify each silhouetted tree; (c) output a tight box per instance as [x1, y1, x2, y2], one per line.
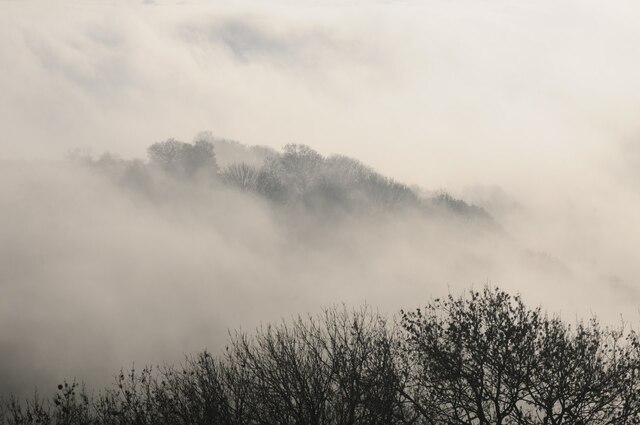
[400, 287, 640, 424]
[223, 307, 406, 425]
[7, 288, 637, 425]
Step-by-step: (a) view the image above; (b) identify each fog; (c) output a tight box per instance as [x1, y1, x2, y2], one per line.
[1, 0, 640, 398]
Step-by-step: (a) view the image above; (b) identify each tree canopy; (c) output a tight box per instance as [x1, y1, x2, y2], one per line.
[147, 139, 219, 178]
[70, 135, 491, 222]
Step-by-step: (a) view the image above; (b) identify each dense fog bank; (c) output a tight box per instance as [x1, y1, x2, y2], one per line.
[1, 137, 636, 397]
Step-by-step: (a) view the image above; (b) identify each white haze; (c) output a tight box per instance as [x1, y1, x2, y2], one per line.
[1, 0, 640, 396]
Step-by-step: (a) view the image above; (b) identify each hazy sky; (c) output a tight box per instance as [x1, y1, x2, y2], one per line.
[2, 0, 640, 396]
[2, 0, 639, 186]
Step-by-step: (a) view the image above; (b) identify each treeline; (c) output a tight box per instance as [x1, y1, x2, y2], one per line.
[73, 136, 491, 221]
[4, 287, 639, 424]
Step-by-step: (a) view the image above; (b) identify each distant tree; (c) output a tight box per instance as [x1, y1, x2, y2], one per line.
[221, 163, 260, 191]
[256, 146, 419, 212]
[279, 144, 324, 175]
[221, 163, 287, 202]
[147, 139, 219, 178]
[322, 155, 417, 211]
[426, 192, 492, 221]
[264, 144, 324, 197]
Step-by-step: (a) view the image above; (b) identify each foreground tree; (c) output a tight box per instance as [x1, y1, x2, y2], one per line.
[400, 287, 640, 424]
[3, 288, 639, 424]
[221, 307, 406, 425]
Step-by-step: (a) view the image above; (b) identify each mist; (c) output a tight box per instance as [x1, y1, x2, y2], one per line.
[2, 0, 640, 400]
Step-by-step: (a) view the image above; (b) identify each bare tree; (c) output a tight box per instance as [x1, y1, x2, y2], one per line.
[223, 306, 406, 425]
[147, 139, 219, 178]
[400, 287, 640, 425]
